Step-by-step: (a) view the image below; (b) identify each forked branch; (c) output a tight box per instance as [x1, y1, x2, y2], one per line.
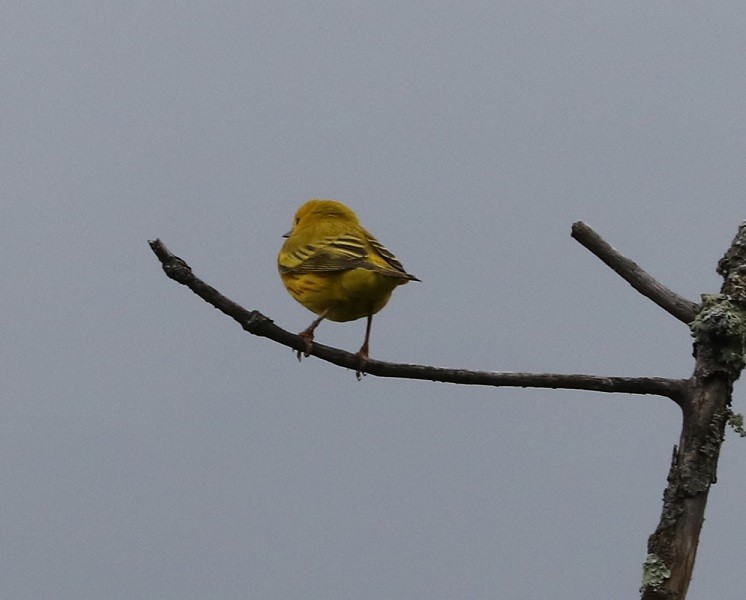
[150, 219, 746, 600]
[148, 238, 687, 404]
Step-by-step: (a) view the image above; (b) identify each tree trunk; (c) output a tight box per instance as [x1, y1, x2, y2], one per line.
[641, 222, 746, 599]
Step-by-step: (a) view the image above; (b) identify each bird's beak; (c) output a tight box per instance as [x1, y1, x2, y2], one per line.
[282, 230, 291, 238]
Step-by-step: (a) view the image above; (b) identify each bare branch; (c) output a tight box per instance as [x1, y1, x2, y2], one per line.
[148, 238, 687, 404]
[571, 221, 700, 324]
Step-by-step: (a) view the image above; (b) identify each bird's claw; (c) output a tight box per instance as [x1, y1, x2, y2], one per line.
[355, 350, 369, 380]
[296, 331, 314, 360]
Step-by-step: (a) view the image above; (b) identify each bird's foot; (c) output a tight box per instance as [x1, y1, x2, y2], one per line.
[296, 329, 314, 360]
[355, 347, 369, 380]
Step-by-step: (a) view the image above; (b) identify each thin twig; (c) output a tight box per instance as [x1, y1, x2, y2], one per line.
[148, 238, 687, 405]
[571, 221, 700, 324]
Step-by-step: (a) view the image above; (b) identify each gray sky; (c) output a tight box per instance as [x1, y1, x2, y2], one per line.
[3, 2, 745, 598]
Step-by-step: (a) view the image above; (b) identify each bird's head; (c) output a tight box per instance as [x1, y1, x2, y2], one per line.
[283, 199, 359, 237]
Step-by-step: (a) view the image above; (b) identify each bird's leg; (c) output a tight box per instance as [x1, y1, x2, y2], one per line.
[296, 309, 328, 360]
[355, 313, 373, 379]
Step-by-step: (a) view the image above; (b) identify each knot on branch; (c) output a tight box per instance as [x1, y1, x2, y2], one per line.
[162, 257, 193, 284]
[242, 311, 274, 335]
[690, 294, 746, 375]
[148, 239, 195, 285]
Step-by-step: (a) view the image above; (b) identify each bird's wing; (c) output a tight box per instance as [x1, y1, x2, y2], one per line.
[364, 230, 421, 281]
[278, 232, 370, 274]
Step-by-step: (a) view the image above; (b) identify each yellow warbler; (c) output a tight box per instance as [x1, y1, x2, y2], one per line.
[278, 199, 419, 370]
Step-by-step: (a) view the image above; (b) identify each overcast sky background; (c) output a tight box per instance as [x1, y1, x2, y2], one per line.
[3, 2, 745, 599]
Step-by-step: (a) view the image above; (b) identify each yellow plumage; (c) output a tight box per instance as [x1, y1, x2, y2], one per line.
[278, 199, 419, 369]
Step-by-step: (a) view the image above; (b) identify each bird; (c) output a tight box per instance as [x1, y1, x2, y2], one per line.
[278, 199, 419, 375]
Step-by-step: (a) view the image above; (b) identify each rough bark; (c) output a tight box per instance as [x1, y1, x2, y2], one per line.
[641, 221, 746, 599]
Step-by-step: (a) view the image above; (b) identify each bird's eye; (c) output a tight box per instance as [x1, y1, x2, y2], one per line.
[295, 217, 300, 225]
